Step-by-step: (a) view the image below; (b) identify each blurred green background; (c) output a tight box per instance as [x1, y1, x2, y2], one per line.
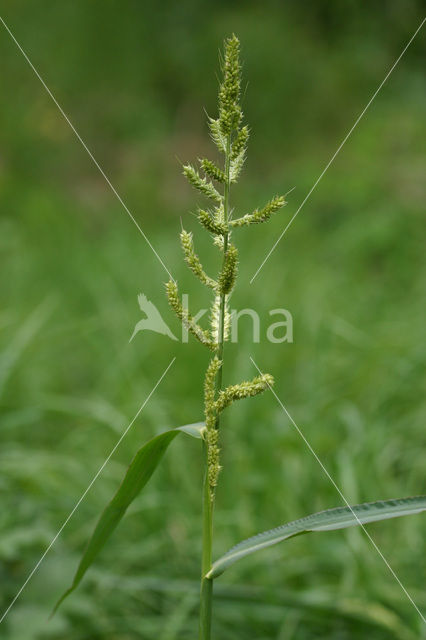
[0, 1, 425, 638]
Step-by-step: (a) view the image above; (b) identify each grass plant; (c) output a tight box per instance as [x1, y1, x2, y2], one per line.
[52, 35, 426, 639]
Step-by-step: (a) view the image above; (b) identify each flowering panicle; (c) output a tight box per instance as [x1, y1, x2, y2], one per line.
[166, 34, 288, 498]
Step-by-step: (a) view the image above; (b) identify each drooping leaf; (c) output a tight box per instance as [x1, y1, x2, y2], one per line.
[208, 496, 426, 578]
[53, 422, 204, 614]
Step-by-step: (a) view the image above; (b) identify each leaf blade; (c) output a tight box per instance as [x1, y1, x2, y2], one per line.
[53, 422, 204, 614]
[208, 496, 426, 578]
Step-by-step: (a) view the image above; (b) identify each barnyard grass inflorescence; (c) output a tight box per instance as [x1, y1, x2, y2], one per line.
[167, 34, 288, 497]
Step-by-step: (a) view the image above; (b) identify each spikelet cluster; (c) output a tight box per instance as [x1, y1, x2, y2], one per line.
[183, 165, 222, 203]
[231, 195, 286, 227]
[180, 230, 216, 289]
[208, 117, 226, 153]
[204, 356, 222, 412]
[210, 294, 231, 344]
[215, 374, 274, 412]
[206, 428, 220, 490]
[200, 158, 226, 184]
[166, 280, 215, 349]
[198, 209, 227, 236]
[231, 126, 249, 160]
[230, 126, 249, 183]
[218, 35, 242, 135]
[203, 356, 222, 492]
[166, 34, 287, 498]
[218, 244, 238, 294]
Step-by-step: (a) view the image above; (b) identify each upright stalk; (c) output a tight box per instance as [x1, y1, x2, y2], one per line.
[199, 135, 231, 640]
[167, 35, 282, 639]
[199, 440, 213, 639]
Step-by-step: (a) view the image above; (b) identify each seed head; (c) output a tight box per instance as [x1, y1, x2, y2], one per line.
[198, 209, 228, 235]
[210, 294, 231, 344]
[231, 195, 286, 227]
[206, 428, 221, 493]
[200, 158, 226, 184]
[215, 374, 274, 413]
[218, 244, 238, 294]
[204, 355, 222, 412]
[166, 280, 215, 349]
[231, 126, 249, 160]
[219, 34, 242, 135]
[180, 230, 216, 289]
[183, 164, 222, 203]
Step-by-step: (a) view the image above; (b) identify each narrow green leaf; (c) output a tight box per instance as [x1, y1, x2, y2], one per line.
[53, 422, 204, 614]
[208, 496, 426, 578]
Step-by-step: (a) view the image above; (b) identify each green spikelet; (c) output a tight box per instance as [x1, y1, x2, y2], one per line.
[219, 34, 242, 135]
[218, 244, 238, 294]
[230, 148, 246, 184]
[166, 280, 215, 349]
[210, 294, 231, 344]
[231, 126, 249, 160]
[215, 374, 274, 413]
[230, 195, 286, 227]
[204, 356, 222, 409]
[183, 164, 222, 203]
[198, 209, 228, 235]
[208, 117, 226, 153]
[180, 230, 217, 289]
[203, 356, 223, 494]
[204, 355, 221, 431]
[213, 201, 225, 225]
[200, 158, 226, 184]
[230, 126, 249, 183]
[213, 235, 225, 251]
[206, 428, 221, 491]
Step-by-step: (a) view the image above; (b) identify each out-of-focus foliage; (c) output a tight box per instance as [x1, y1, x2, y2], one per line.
[0, 1, 425, 638]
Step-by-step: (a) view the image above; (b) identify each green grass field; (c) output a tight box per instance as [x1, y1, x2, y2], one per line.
[0, 3, 425, 638]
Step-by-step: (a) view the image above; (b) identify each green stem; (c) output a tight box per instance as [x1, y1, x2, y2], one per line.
[199, 441, 213, 639]
[199, 134, 232, 640]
